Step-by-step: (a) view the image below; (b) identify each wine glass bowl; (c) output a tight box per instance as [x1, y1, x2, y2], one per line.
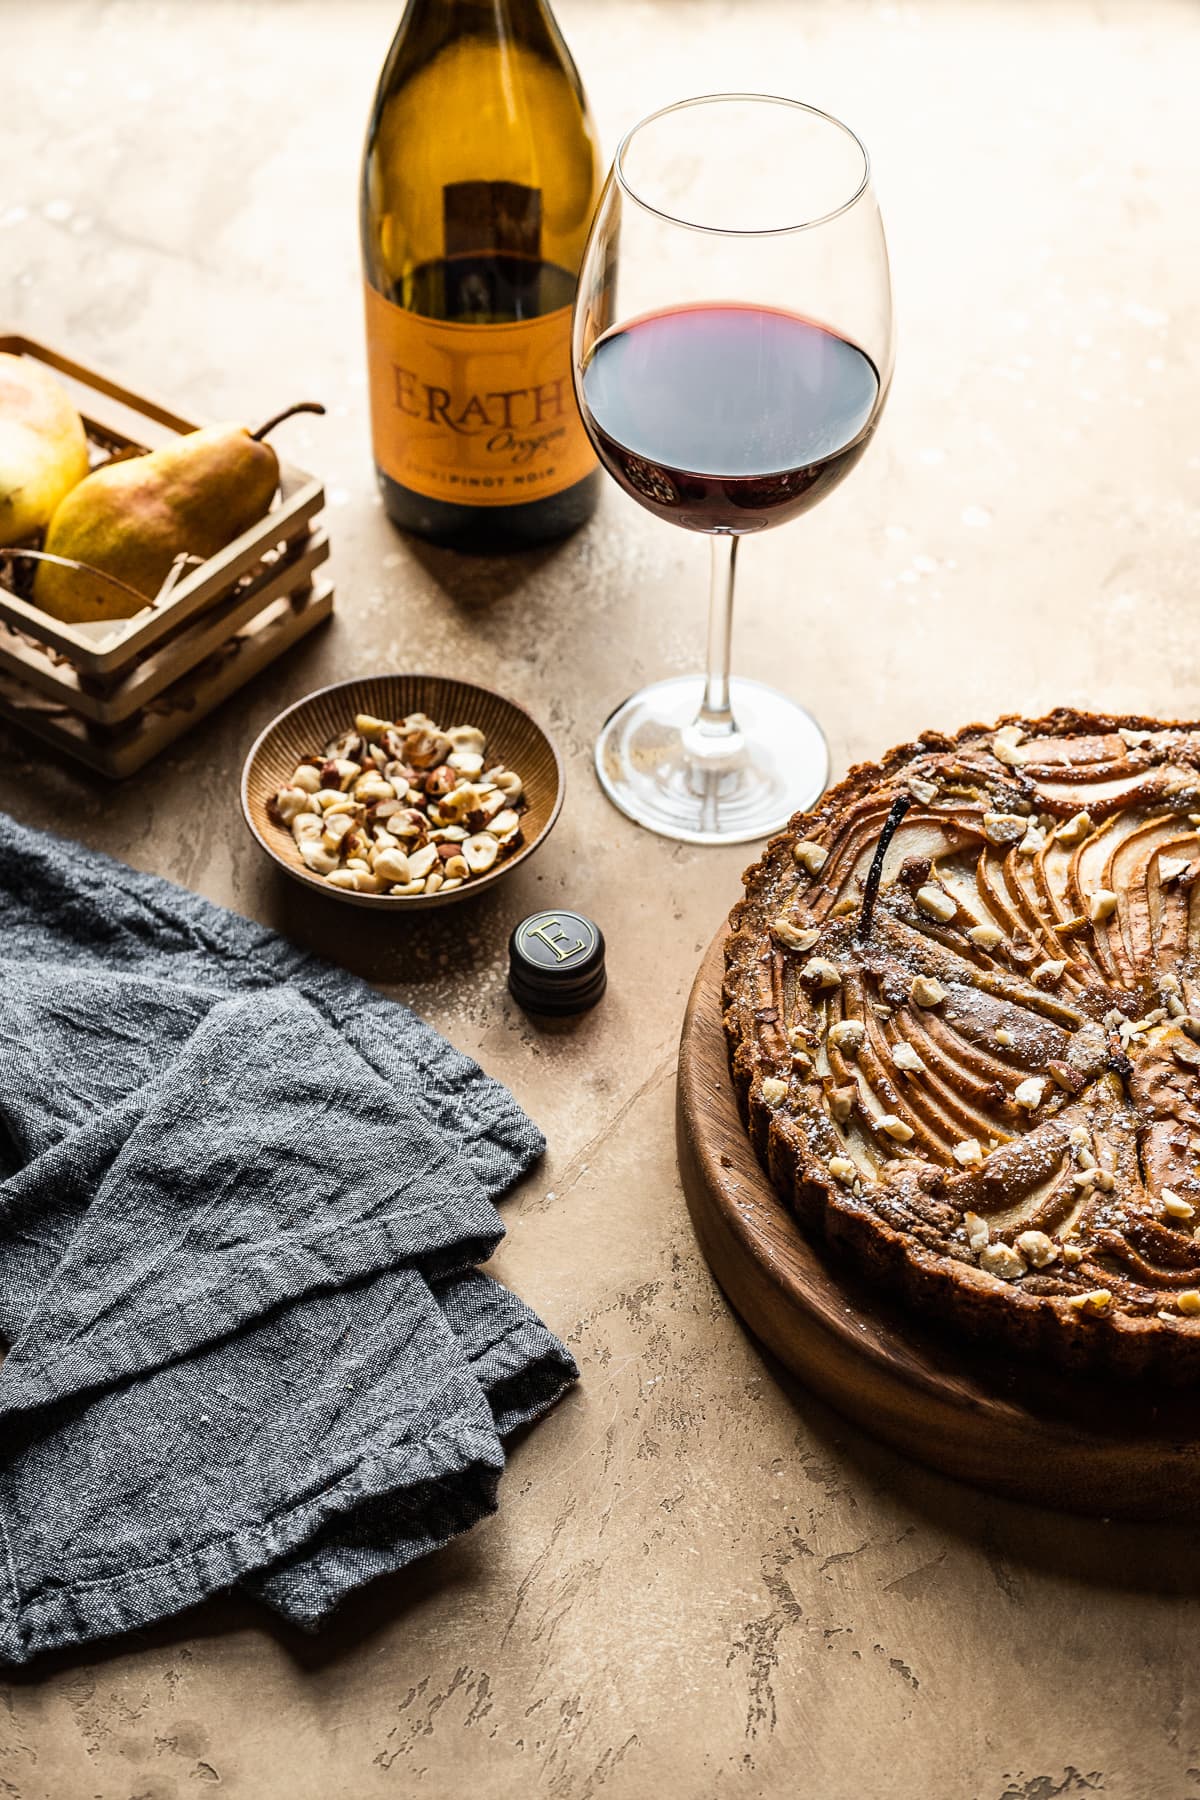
[572, 94, 894, 845]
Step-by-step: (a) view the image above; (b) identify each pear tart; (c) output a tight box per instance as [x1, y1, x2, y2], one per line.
[725, 710, 1200, 1383]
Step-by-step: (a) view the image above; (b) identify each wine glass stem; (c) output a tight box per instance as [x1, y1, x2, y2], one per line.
[696, 532, 740, 743]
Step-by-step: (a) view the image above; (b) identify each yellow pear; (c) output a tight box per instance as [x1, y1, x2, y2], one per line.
[0, 353, 91, 546]
[34, 423, 283, 626]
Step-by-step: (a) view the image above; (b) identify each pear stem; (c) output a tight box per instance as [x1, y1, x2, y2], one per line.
[251, 401, 326, 442]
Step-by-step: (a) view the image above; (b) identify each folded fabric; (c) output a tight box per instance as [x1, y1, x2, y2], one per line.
[0, 814, 577, 1664]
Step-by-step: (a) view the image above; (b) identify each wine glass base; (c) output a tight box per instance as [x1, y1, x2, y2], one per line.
[594, 675, 830, 846]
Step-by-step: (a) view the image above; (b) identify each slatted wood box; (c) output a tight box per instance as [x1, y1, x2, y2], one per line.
[0, 333, 334, 777]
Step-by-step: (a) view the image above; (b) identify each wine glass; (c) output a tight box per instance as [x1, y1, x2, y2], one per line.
[572, 94, 894, 844]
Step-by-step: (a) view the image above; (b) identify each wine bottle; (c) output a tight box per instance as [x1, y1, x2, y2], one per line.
[361, 0, 602, 553]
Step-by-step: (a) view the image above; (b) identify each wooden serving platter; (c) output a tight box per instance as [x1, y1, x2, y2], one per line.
[677, 928, 1200, 1520]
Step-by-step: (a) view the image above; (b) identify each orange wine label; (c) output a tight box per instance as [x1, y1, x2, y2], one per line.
[364, 283, 596, 508]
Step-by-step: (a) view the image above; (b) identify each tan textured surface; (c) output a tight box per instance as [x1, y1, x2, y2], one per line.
[2, 2, 1200, 1796]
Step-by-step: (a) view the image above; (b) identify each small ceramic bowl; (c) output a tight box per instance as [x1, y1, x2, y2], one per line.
[241, 673, 564, 909]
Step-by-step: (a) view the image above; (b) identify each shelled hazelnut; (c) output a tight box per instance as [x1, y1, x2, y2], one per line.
[268, 710, 525, 897]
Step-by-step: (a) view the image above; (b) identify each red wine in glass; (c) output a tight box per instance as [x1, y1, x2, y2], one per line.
[580, 301, 881, 533]
[571, 94, 894, 844]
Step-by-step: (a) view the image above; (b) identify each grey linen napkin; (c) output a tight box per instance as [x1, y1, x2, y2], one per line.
[0, 814, 577, 1663]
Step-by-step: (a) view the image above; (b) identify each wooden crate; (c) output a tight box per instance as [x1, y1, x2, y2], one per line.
[0, 332, 334, 776]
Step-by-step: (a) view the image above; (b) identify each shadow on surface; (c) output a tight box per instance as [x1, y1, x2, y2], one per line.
[261, 862, 514, 989]
[740, 1323, 1200, 1599]
[405, 535, 560, 617]
[258, 871, 598, 1035]
[0, 1550, 480, 1686]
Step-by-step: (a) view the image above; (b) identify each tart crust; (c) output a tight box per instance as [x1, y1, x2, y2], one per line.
[725, 708, 1200, 1383]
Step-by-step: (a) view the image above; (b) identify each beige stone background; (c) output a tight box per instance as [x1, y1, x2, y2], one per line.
[2, 1, 1200, 1795]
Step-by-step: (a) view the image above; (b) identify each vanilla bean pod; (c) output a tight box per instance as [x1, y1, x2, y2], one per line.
[857, 794, 912, 942]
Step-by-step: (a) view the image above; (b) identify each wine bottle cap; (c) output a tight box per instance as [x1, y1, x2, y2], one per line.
[508, 909, 606, 1016]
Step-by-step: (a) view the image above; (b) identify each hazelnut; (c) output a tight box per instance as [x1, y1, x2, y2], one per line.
[1067, 1289, 1113, 1313]
[979, 1241, 1026, 1281]
[771, 918, 821, 952]
[793, 840, 829, 877]
[830, 1085, 857, 1123]
[1015, 1229, 1059, 1268]
[911, 975, 947, 1008]
[968, 923, 1005, 950]
[963, 1209, 989, 1251]
[990, 725, 1026, 765]
[423, 765, 457, 799]
[1054, 810, 1093, 846]
[915, 885, 957, 924]
[801, 956, 842, 990]
[982, 812, 1027, 846]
